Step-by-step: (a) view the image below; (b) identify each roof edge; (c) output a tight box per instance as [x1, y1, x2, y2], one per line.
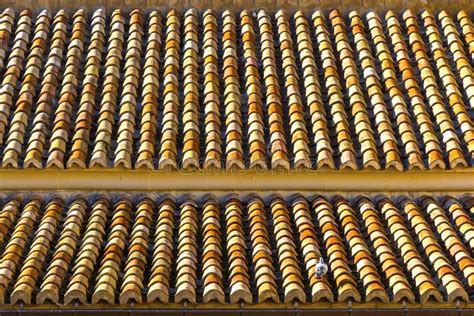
[0, 301, 471, 311]
[0, 169, 472, 192]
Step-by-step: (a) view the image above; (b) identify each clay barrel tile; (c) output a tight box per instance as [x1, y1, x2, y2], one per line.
[90, 10, 125, 168]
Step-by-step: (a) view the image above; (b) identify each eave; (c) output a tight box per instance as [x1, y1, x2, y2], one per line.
[0, 300, 472, 315]
[0, 169, 472, 193]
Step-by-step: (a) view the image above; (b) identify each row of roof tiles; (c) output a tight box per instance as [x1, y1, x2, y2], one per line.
[0, 192, 471, 305]
[0, 8, 473, 170]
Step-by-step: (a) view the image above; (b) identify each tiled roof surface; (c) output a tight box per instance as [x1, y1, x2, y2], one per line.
[0, 8, 472, 171]
[0, 193, 471, 305]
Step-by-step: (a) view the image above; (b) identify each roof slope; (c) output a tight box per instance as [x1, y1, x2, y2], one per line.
[0, 194, 474, 304]
[0, 8, 472, 171]
[0, 193, 472, 306]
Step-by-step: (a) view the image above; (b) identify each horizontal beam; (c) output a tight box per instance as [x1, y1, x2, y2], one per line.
[0, 169, 472, 193]
[0, 301, 471, 312]
[0, 299, 471, 310]
[0, 308, 469, 315]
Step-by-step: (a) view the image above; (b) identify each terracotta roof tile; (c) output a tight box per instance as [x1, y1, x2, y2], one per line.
[174, 199, 199, 303]
[421, 11, 474, 162]
[331, 10, 380, 170]
[222, 11, 244, 169]
[2, 10, 51, 169]
[23, 10, 68, 169]
[119, 198, 153, 304]
[46, 9, 87, 169]
[0, 8, 15, 72]
[0, 8, 473, 170]
[439, 11, 474, 111]
[290, 197, 333, 301]
[401, 198, 469, 302]
[313, 197, 361, 302]
[181, 10, 200, 170]
[333, 196, 389, 302]
[91, 198, 132, 304]
[89, 10, 125, 168]
[457, 11, 474, 62]
[68, 9, 106, 168]
[270, 197, 305, 302]
[113, 10, 144, 169]
[444, 198, 474, 251]
[201, 195, 225, 303]
[0, 9, 32, 149]
[10, 197, 63, 304]
[0, 192, 470, 305]
[158, 9, 180, 170]
[402, 10, 470, 168]
[37, 196, 87, 304]
[313, 10, 358, 170]
[349, 11, 403, 170]
[276, 11, 311, 169]
[241, 10, 266, 170]
[147, 197, 175, 303]
[357, 197, 414, 302]
[258, 11, 290, 170]
[421, 197, 474, 289]
[247, 197, 279, 302]
[378, 197, 443, 303]
[135, 12, 162, 169]
[202, 11, 222, 170]
[294, 11, 334, 169]
[63, 195, 109, 304]
[366, 11, 425, 170]
[0, 197, 40, 304]
[225, 197, 252, 303]
[386, 10, 448, 169]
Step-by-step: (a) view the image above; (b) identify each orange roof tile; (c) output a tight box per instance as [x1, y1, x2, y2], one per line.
[0, 8, 472, 171]
[0, 192, 470, 305]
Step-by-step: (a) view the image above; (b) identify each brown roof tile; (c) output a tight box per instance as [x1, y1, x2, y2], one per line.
[225, 197, 253, 303]
[242, 10, 266, 170]
[147, 197, 174, 303]
[0, 9, 32, 150]
[0, 192, 470, 305]
[10, 197, 63, 304]
[247, 196, 279, 302]
[135, 12, 162, 169]
[457, 11, 474, 62]
[402, 198, 470, 302]
[37, 196, 87, 304]
[46, 9, 87, 169]
[67, 10, 106, 169]
[89, 10, 125, 168]
[62, 195, 108, 305]
[0, 8, 15, 72]
[0, 8, 473, 170]
[202, 10, 222, 170]
[201, 195, 225, 303]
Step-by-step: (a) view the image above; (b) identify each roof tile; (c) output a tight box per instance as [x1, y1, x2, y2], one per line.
[0, 9, 32, 149]
[0, 8, 472, 170]
[37, 196, 87, 304]
[46, 9, 87, 169]
[90, 10, 125, 168]
[10, 197, 63, 304]
[247, 197, 279, 302]
[402, 198, 469, 302]
[0, 8, 15, 72]
[201, 196, 225, 303]
[0, 193, 470, 305]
